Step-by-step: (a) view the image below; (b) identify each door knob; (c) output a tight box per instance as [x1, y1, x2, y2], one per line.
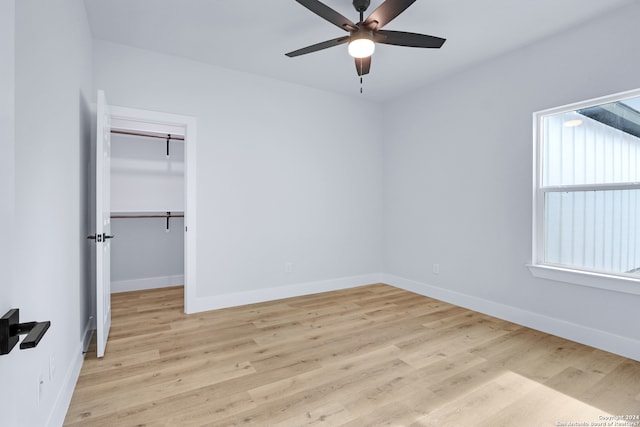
[87, 234, 114, 242]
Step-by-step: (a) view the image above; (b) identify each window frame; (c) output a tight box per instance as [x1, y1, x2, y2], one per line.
[530, 88, 640, 296]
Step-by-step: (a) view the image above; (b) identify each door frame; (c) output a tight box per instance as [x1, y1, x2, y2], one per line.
[108, 104, 197, 313]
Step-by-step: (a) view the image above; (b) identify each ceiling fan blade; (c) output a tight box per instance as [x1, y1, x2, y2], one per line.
[375, 30, 446, 48]
[363, 0, 416, 30]
[295, 0, 358, 31]
[355, 56, 371, 76]
[285, 36, 350, 57]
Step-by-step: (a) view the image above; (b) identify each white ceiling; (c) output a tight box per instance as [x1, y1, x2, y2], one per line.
[84, 0, 634, 102]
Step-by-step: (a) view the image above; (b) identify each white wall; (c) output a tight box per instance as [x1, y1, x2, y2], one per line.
[383, 2, 640, 360]
[0, 0, 17, 424]
[93, 40, 384, 308]
[2, 1, 94, 425]
[0, 0, 15, 308]
[111, 133, 185, 212]
[110, 217, 185, 292]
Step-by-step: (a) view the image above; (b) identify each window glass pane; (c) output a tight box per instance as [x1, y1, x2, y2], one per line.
[542, 97, 640, 186]
[544, 189, 640, 275]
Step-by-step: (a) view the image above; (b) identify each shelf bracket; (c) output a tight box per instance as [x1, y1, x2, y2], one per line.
[166, 211, 171, 231]
[1, 309, 51, 355]
[166, 134, 170, 158]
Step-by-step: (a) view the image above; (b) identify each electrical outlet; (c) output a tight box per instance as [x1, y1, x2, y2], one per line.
[285, 262, 293, 273]
[433, 264, 440, 275]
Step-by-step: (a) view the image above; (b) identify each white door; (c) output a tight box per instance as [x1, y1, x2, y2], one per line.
[95, 90, 112, 358]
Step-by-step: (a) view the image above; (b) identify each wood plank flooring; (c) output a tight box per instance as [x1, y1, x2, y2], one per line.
[64, 284, 640, 426]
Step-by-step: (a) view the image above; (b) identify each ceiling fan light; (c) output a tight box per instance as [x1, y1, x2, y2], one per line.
[348, 37, 375, 58]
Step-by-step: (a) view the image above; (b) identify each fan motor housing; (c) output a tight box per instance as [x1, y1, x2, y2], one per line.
[353, 0, 370, 13]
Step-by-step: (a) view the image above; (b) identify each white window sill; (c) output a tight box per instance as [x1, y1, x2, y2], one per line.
[527, 264, 640, 296]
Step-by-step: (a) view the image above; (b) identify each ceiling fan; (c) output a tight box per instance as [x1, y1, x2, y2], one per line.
[285, 0, 446, 77]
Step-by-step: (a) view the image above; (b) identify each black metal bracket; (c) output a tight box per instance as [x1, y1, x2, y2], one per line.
[166, 134, 170, 158]
[0, 309, 51, 355]
[166, 211, 171, 231]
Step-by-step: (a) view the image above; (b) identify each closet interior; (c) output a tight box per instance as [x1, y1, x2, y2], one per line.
[109, 119, 186, 294]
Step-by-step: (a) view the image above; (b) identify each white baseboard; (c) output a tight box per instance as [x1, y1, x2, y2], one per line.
[47, 318, 93, 427]
[383, 274, 640, 362]
[186, 273, 384, 314]
[111, 275, 184, 293]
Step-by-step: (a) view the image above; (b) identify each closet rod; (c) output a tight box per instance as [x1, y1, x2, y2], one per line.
[110, 214, 184, 219]
[111, 129, 185, 141]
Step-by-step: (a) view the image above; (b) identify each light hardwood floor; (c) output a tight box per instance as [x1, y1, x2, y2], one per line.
[64, 284, 640, 426]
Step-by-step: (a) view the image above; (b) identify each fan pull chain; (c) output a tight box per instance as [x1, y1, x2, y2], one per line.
[357, 57, 364, 94]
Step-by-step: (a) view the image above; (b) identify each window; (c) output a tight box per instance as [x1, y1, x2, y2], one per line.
[531, 88, 640, 294]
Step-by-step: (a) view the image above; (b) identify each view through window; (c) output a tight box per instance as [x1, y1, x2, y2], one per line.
[535, 91, 640, 278]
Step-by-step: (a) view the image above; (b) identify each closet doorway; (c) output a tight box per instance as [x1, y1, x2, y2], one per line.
[93, 91, 197, 357]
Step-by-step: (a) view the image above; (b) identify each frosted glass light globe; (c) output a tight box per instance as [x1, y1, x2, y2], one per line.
[348, 38, 375, 58]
